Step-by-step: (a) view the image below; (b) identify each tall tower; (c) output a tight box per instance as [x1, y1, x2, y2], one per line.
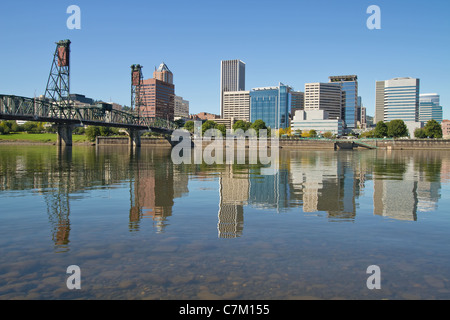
[131, 64, 144, 118]
[45, 40, 71, 109]
[220, 60, 245, 118]
[329, 75, 358, 129]
[153, 62, 173, 84]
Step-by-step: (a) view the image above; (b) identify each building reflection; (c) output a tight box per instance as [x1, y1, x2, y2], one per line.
[0, 145, 448, 249]
[217, 165, 248, 238]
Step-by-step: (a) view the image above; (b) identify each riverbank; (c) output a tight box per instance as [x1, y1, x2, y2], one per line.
[2, 133, 450, 150]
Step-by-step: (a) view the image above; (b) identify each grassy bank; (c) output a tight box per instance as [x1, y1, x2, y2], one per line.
[0, 132, 90, 143]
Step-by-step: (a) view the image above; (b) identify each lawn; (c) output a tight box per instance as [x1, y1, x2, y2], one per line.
[0, 132, 89, 143]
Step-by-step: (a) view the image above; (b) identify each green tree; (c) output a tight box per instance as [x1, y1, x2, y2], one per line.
[308, 129, 317, 138]
[216, 124, 227, 136]
[184, 120, 195, 133]
[232, 120, 251, 132]
[414, 127, 427, 139]
[86, 126, 101, 141]
[250, 119, 267, 137]
[174, 118, 185, 128]
[374, 121, 388, 138]
[201, 120, 217, 135]
[387, 119, 408, 138]
[424, 119, 442, 138]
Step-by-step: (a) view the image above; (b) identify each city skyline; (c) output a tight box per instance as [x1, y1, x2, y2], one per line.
[0, 1, 449, 120]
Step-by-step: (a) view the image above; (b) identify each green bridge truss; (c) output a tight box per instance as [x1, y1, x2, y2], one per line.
[0, 94, 177, 133]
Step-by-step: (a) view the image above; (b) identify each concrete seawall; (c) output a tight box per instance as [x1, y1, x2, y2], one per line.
[95, 136, 450, 150]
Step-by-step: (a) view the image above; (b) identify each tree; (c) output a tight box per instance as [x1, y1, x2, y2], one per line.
[232, 120, 251, 132]
[216, 124, 226, 136]
[201, 120, 217, 135]
[387, 119, 408, 138]
[414, 128, 426, 139]
[184, 120, 195, 133]
[323, 131, 334, 139]
[250, 119, 267, 137]
[424, 119, 442, 138]
[308, 129, 317, 138]
[374, 121, 388, 138]
[86, 126, 101, 141]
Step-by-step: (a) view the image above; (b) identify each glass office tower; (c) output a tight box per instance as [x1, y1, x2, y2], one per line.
[250, 83, 291, 130]
[420, 93, 443, 123]
[329, 75, 358, 129]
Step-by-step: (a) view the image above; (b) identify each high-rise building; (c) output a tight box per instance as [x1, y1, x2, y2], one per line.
[375, 80, 385, 124]
[375, 77, 420, 123]
[290, 91, 304, 119]
[153, 62, 173, 84]
[140, 62, 175, 121]
[250, 83, 291, 129]
[329, 75, 359, 129]
[304, 82, 342, 121]
[419, 93, 443, 123]
[174, 95, 189, 119]
[220, 60, 246, 118]
[222, 91, 250, 121]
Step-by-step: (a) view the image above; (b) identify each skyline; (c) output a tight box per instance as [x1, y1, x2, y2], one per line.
[1, 0, 449, 120]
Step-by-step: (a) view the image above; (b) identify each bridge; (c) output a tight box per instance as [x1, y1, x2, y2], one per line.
[0, 39, 177, 147]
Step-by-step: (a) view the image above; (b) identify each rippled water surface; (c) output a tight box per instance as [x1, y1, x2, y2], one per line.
[1, 144, 450, 300]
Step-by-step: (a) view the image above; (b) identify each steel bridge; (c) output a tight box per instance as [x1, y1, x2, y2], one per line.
[0, 94, 177, 146]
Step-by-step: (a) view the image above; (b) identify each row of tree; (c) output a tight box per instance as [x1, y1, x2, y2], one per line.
[361, 119, 443, 139]
[183, 119, 270, 137]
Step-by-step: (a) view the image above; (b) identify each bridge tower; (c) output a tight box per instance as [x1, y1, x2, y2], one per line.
[45, 40, 73, 147]
[131, 64, 144, 121]
[45, 40, 71, 109]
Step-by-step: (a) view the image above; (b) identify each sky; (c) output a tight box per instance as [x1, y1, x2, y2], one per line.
[1, 0, 449, 119]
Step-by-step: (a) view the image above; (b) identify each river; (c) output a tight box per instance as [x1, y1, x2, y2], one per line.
[1, 145, 450, 299]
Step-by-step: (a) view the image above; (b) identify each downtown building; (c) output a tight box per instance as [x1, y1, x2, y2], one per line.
[222, 90, 250, 122]
[304, 82, 342, 121]
[419, 93, 443, 123]
[174, 95, 189, 119]
[329, 75, 359, 129]
[375, 77, 420, 124]
[140, 62, 175, 121]
[220, 59, 246, 118]
[250, 83, 291, 130]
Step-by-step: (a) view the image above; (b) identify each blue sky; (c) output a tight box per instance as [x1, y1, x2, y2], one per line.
[1, 0, 449, 119]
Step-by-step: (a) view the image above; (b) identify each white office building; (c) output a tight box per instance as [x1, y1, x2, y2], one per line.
[304, 83, 342, 121]
[291, 109, 344, 136]
[376, 77, 420, 123]
[220, 60, 246, 118]
[222, 90, 250, 121]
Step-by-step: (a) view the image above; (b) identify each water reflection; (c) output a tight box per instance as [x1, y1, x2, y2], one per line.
[0, 145, 449, 251]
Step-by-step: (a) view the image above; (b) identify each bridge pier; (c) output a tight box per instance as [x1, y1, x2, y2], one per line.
[56, 124, 74, 147]
[127, 129, 144, 148]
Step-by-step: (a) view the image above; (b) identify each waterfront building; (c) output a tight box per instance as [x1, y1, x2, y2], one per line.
[140, 62, 175, 121]
[249, 83, 291, 130]
[174, 95, 189, 119]
[220, 60, 246, 118]
[419, 93, 443, 123]
[153, 62, 173, 84]
[190, 112, 220, 121]
[290, 91, 304, 119]
[442, 120, 450, 138]
[291, 109, 344, 136]
[304, 82, 342, 121]
[222, 90, 250, 121]
[375, 77, 420, 123]
[329, 75, 359, 129]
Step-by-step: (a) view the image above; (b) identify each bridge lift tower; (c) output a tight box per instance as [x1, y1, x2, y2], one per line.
[44, 40, 71, 109]
[130, 64, 144, 122]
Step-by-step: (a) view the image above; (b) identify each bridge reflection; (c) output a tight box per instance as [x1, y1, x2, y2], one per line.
[0, 146, 448, 251]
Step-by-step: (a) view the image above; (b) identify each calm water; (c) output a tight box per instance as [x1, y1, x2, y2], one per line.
[1, 144, 450, 300]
